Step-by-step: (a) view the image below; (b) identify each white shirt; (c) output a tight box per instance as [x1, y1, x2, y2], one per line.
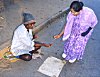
[11, 24, 35, 56]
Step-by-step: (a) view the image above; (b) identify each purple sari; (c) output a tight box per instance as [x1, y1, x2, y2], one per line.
[63, 7, 98, 60]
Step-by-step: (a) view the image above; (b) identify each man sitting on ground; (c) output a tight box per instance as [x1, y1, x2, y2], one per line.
[11, 13, 52, 61]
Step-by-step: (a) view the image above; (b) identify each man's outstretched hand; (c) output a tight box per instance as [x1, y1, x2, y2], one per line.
[42, 43, 52, 47]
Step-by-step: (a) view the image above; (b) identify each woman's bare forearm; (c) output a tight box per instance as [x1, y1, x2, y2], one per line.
[59, 29, 64, 36]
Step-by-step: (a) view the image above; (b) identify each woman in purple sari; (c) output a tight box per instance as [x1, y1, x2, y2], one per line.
[54, 1, 98, 63]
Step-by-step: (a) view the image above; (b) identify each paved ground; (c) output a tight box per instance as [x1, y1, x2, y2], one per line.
[0, 0, 100, 77]
[0, 10, 100, 77]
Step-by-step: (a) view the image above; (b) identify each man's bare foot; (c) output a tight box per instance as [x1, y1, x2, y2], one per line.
[43, 43, 52, 47]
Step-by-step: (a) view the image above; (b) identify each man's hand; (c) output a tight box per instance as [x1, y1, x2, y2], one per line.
[42, 43, 52, 47]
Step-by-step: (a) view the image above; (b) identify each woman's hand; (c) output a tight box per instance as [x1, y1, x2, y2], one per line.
[53, 34, 61, 39]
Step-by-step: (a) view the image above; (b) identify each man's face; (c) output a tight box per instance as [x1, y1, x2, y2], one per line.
[70, 9, 80, 16]
[27, 22, 36, 29]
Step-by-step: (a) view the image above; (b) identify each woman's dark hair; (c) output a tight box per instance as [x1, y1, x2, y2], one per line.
[70, 1, 84, 12]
